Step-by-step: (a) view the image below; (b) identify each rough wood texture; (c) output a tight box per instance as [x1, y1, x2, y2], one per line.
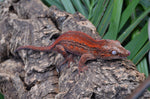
[0, 0, 150, 99]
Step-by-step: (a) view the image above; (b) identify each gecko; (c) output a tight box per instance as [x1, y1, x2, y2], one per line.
[15, 31, 130, 73]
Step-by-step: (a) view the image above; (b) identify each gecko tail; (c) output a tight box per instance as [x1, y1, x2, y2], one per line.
[15, 45, 53, 53]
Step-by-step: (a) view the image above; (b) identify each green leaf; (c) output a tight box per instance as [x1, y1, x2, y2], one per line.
[103, 0, 123, 40]
[61, 0, 76, 14]
[97, 0, 113, 37]
[140, 0, 150, 10]
[125, 23, 148, 60]
[90, 0, 109, 27]
[137, 57, 149, 77]
[88, 0, 98, 20]
[119, 0, 140, 31]
[117, 7, 150, 43]
[82, 0, 90, 10]
[0, 92, 4, 99]
[42, 0, 65, 10]
[132, 41, 150, 65]
[71, 0, 88, 18]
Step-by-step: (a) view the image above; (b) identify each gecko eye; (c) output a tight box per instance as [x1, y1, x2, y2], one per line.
[112, 50, 117, 55]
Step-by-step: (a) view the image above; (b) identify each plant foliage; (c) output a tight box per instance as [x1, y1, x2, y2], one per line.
[0, 92, 4, 99]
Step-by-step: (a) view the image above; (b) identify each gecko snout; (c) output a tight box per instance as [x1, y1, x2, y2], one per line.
[127, 50, 130, 56]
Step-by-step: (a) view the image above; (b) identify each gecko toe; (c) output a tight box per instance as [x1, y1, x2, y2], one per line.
[78, 66, 88, 73]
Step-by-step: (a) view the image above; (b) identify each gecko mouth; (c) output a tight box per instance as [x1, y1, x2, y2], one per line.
[102, 56, 127, 60]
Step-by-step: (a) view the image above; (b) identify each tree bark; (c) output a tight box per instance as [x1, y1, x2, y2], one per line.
[0, 0, 149, 99]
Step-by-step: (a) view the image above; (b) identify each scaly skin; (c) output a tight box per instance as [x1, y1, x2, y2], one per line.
[15, 31, 130, 73]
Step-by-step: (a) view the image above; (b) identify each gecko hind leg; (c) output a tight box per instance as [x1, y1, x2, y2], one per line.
[60, 54, 74, 68]
[54, 45, 68, 58]
[54, 45, 74, 68]
[78, 53, 96, 73]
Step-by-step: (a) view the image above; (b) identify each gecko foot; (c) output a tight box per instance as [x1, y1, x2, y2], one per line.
[60, 54, 74, 68]
[78, 66, 88, 73]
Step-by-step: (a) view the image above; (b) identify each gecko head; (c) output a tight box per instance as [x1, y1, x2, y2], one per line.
[97, 40, 130, 60]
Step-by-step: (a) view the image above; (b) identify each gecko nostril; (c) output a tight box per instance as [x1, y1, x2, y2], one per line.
[127, 50, 130, 56]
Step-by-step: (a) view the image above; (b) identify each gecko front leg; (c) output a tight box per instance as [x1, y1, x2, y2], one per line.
[78, 53, 96, 73]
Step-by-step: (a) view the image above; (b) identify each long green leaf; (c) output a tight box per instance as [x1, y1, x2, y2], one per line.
[125, 23, 148, 59]
[137, 57, 149, 77]
[82, 0, 90, 10]
[90, 0, 109, 27]
[0, 92, 4, 99]
[71, 0, 88, 18]
[42, 0, 65, 10]
[97, 0, 113, 37]
[140, 0, 150, 10]
[117, 7, 150, 43]
[88, 0, 98, 20]
[61, 0, 76, 14]
[103, 0, 123, 40]
[132, 41, 150, 65]
[119, 0, 140, 31]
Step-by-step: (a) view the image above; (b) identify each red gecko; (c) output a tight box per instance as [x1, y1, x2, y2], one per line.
[15, 31, 130, 73]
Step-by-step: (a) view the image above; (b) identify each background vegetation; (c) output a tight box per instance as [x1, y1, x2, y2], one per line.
[0, 93, 4, 99]
[42, 0, 150, 77]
